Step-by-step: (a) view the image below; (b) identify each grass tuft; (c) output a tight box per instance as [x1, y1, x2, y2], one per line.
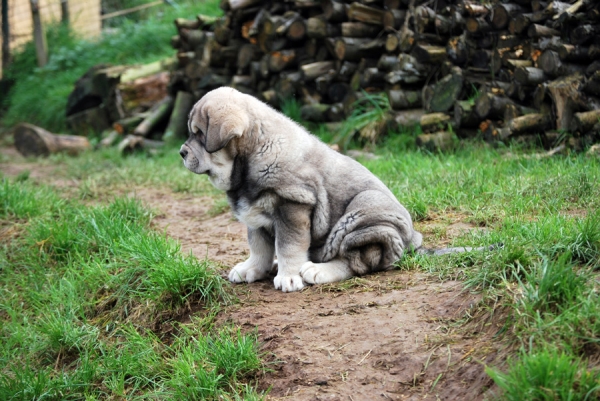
[486, 349, 600, 401]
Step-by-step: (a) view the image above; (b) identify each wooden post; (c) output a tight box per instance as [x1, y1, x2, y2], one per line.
[60, 0, 69, 25]
[30, 0, 47, 67]
[2, 0, 10, 71]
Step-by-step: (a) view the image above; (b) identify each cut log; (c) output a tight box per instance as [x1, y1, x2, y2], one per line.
[471, 49, 492, 70]
[538, 50, 586, 77]
[174, 18, 201, 31]
[547, 74, 585, 130]
[422, 67, 464, 113]
[475, 92, 514, 119]
[301, 61, 335, 80]
[571, 25, 600, 45]
[499, 113, 552, 139]
[414, 6, 436, 33]
[268, 49, 299, 72]
[276, 11, 306, 41]
[347, 2, 385, 26]
[383, 9, 406, 30]
[385, 54, 431, 84]
[14, 123, 91, 157]
[462, 2, 490, 17]
[466, 18, 494, 34]
[557, 44, 590, 62]
[528, 24, 560, 38]
[583, 71, 600, 96]
[388, 89, 422, 110]
[337, 61, 358, 81]
[67, 106, 112, 136]
[133, 96, 174, 137]
[491, 3, 524, 30]
[416, 131, 455, 151]
[420, 112, 452, 133]
[163, 91, 195, 143]
[454, 100, 479, 128]
[306, 16, 342, 38]
[334, 38, 385, 61]
[328, 83, 351, 103]
[514, 67, 549, 85]
[322, 0, 349, 23]
[510, 13, 532, 35]
[227, 0, 263, 11]
[237, 43, 262, 70]
[341, 22, 382, 38]
[113, 114, 147, 135]
[300, 103, 330, 122]
[446, 35, 469, 66]
[97, 130, 121, 149]
[571, 110, 600, 133]
[385, 33, 401, 53]
[214, 17, 232, 45]
[411, 45, 446, 64]
[361, 68, 386, 87]
[386, 109, 425, 131]
[326, 103, 346, 122]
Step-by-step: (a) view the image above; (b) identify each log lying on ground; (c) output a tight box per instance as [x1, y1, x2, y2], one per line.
[133, 96, 175, 137]
[14, 123, 91, 157]
[118, 135, 165, 155]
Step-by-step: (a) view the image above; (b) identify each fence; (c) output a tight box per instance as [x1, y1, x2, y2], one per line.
[0, 0, 166, 78]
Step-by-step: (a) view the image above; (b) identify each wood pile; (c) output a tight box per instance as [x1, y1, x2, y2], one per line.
[167, 0, 600, 149]
[62, 58, 185, 154]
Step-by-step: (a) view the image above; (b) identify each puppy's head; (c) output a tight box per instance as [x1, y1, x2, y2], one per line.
[180, 87, 249, 191]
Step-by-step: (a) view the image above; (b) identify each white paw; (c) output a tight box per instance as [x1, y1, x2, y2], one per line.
[273, 274, 305, 292]
[300, 261, 328, 284]
[228, 260, 269, 283]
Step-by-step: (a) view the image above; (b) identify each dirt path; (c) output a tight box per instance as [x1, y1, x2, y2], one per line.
[135, 190, 500, 401]
[1, 148, 502, 400]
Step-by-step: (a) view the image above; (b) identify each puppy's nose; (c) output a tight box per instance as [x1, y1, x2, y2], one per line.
[179, 148, 188, 159]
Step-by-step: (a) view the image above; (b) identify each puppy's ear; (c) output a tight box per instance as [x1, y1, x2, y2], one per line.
[205, 113, 245, 153]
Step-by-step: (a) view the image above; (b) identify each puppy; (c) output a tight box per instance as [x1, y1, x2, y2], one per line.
[180, 87, 424, 292]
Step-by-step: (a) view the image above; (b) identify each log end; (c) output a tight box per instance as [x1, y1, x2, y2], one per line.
[14, 123, 51, 157]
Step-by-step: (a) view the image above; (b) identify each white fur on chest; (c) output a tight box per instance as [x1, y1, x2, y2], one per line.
[233, 194, 277, 230]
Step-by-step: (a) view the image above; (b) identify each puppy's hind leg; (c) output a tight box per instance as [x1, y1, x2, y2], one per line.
[300, 258, 355, 285]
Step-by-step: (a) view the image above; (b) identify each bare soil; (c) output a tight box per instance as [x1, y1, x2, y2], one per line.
[1, 147, 504, 400]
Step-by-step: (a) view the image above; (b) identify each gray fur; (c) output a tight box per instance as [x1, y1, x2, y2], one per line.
[180, 87, 450, 292]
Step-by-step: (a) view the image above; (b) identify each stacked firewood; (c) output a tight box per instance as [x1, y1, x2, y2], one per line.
[168, 0, 599, 149]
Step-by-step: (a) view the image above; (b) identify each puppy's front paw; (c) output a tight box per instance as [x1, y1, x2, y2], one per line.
[228, 260, 269, 283]
[299, 261, 328, 284]
[273, 274, 305, 292]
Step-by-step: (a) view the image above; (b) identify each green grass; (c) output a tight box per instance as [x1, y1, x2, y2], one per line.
[1, 0, 222, 133]
[4, 134, 600, 399]
[0, 178, 265, 400]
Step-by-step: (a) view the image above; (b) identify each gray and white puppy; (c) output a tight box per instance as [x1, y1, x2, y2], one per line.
[180, 87, 457, 292]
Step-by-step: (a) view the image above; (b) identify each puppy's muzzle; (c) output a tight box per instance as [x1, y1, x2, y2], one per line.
[179, 147, 188, 160]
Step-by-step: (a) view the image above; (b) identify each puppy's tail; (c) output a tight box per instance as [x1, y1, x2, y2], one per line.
[415, 243, 504, 256]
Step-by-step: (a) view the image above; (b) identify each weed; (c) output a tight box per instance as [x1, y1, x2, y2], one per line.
[332, 91, 390, 150]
